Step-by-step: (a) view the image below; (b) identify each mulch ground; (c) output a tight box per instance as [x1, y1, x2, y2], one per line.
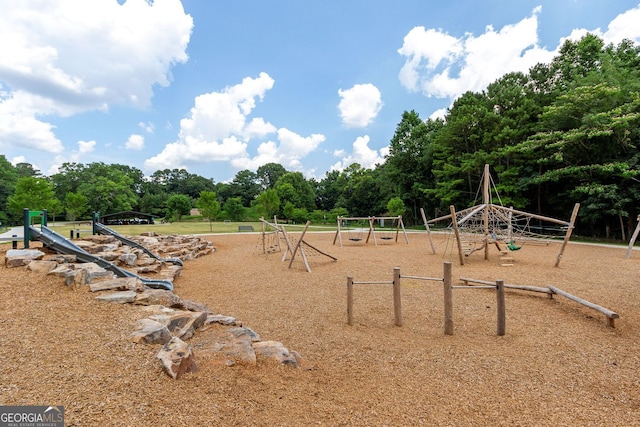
[1, 231, 639, 426]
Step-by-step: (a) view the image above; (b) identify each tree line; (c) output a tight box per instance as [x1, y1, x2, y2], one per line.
[1, 34, 639, 239]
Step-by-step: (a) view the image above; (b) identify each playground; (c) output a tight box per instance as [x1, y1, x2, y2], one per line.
[1, 231, 639, 425]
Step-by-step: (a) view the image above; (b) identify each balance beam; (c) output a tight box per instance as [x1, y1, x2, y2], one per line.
[460, 277, 553, 296]
[547, 285, 619, 328]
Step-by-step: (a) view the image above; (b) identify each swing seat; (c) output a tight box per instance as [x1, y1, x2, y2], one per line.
[507, 241, 521, 251]
[349, 237, 362, 242]
[380, 236, 393, 240]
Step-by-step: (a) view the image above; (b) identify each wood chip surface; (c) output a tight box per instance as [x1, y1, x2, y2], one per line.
[1, 232, 639, 426]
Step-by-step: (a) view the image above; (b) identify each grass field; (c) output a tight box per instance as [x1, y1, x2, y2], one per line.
[43, 220, 336, 237]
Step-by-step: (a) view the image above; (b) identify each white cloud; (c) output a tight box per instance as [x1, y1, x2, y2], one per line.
[0, 0, 192, 153]
[0, 91, 64, 153]
[331, 135, 387, 171]
[564, 5, 640, 45]
[338, 83, 383, 128]
[125, 134, 145, 151]
[10, 156, 26, 166]
[145, 73, 325, 175]
[138, 121, 155, 133]
[231, 128, 325, 172]
[398, 7, 555, 100]
[429, 108, 448, 121]
[78, 140, 96, 154]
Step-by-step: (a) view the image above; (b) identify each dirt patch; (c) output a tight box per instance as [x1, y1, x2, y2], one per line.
[1, 232, 639, 426]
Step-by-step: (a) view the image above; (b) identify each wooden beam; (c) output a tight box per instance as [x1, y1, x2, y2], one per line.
[420, 207, 436, 254]
[548, 285, 619, 327]
[450, 205, 465, 266]
[625, 214, 640, 259]
[554, 203, 580, 267]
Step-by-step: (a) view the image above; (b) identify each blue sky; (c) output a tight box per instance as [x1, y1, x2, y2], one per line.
[1, 1, 640, 183]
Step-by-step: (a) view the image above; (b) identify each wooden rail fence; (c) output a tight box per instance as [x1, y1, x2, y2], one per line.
[345, 263, 620, 334]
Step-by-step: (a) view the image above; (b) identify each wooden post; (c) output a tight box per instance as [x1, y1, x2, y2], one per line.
[333, 216, 343, 247]
[261, 217, 266, 254]
[399, 215, 409, 244]
[496, 279, 506, 336]
[288, 221, 311, 272]
[392, 267, 402, 326]
[274, 215, 282, 252]
[450, 205, 465, 265]
[625, 214, 640, 259]
[554, 203, 580, 267]
[347, 276, 354, 325]
[443, 262, 453, 335]
[367, 217, 376, 245]
[420, 208, 436, 254]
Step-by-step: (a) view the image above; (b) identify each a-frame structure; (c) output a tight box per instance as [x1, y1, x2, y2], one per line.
[425, 164, 580, 267]
[259, 217, 337, 272]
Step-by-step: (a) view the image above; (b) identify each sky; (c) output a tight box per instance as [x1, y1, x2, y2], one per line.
[1, 1, 640, 183]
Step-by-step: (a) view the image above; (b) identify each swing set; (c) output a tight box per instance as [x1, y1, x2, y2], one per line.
[333, 216, 409, 247]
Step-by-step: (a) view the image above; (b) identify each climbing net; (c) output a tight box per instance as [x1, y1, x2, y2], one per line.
[449, 204, 568, 245]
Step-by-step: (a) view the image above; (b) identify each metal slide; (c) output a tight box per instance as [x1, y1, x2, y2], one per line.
[29, 225, 174, 291]
[93, 222, 183, 266]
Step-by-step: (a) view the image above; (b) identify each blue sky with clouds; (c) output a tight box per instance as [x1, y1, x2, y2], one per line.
[1, 1, 639, 182]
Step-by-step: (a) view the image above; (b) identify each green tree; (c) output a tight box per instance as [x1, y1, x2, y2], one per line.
[385, 110, 442, 221]
[149, 168, 215, 199]
[229, 170, 260, 206]
[387, 197, 406, 217]
[166, 194, 192, 221]
[196, 191, 221, 231]
[7, 177, 61, 218]
[274, 172, 316, 211]
[254, 188, 280, 220]
[282, 201, 295, 221]
[65, 192, 89, 221]
[223, 197, 245, 221]
[0, 156, 19, 225]
[256, 163, 287, 190]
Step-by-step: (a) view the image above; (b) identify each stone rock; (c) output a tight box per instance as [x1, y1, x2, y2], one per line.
[178, 299, 211, 313]
[149, 310, 208, 340]
[135, 289, 182, 308]
[48, 264, 75, 278]
[49, 264, 75, 277]
[156, 337, 198, 379]
[130, 319, 172, 345]
[43, 254, 76, 264]
[139, 305, 176, 315]
[27, 260, 58, 274]
[97, 251, 119, 262]
[203, 314, 242, 327]
[194, 326, 259, 366]
[135, 257, 156, 267]
[73, 240, 102, 254]
[119, 253, 138, 266]
[134, 264, 161, 274]
[89, 277, 143, 292]
[253, 341, 299, 367]
[73, 262, 115, 283]
[65, 268, 87, 288]
[5, 249, 45, 267]
[137, 235, 160, 246]
[159, 265, 182, 280]
[95, 290, 137, 303]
